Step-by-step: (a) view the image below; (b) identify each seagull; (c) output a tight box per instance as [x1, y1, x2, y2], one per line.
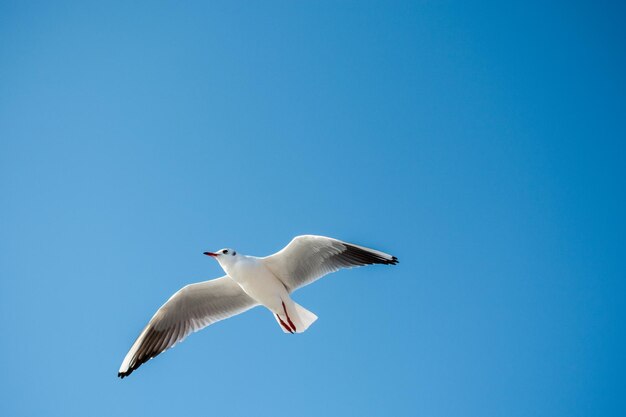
[118, 235, 398, 378]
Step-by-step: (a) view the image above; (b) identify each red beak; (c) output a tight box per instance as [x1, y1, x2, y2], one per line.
[203, 252, 218, 257]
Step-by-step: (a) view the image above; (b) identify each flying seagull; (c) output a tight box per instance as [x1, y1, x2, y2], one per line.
[118, 235, 398, 378]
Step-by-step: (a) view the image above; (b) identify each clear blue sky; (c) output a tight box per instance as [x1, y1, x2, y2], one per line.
[1, 1, 624, 416]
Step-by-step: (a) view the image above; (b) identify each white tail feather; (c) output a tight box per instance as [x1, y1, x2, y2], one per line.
[291, 302, 318, 333]
[274, 301, 318, 333]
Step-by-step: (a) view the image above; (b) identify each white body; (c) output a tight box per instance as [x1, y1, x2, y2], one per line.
[218, 255, 316, 333]
[221, 256, 286, 311]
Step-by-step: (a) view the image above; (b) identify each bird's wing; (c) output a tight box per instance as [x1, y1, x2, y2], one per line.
[118, 276, 257, 378]
[263, 235, 398, 293]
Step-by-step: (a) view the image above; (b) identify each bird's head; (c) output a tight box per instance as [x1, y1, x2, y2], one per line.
[203, 248, 239, 271]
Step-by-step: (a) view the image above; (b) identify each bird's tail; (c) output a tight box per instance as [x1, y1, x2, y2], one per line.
[291, 302, 318, 333]
[275, 301, 318, 334]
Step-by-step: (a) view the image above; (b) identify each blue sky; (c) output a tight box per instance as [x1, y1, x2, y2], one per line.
[1, 1, 625, 416]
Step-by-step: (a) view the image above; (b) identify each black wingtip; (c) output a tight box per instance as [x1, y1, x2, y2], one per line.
[343, 244, 399, 266]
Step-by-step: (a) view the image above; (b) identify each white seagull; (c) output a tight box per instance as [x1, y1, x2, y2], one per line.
[118, 235, 398, 378]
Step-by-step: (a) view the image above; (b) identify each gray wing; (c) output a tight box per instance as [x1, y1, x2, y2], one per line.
[118, 276, 257, 378]
[263, 235, 398, 293]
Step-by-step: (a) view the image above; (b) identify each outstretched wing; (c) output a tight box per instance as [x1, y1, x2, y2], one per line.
[263, 235, 398, 293]
[118, 276, 257, 378]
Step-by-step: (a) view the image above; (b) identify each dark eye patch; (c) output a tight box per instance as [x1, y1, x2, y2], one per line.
[223, 249, 228, 254]
[233, 251, 236, 256]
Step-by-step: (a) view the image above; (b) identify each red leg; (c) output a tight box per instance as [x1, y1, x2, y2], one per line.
[276, 314, 294, 334]
[282, 301, 297, 333]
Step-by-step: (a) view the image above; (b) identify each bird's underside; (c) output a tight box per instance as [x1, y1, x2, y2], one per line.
[118, 235, 398, 378]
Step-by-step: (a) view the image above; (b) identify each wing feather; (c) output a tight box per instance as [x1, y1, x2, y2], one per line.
[118, 276, 256, 378]
[263, 235, 398, 293]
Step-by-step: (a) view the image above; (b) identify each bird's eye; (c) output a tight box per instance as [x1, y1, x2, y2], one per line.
[223, 249, 228, 254]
